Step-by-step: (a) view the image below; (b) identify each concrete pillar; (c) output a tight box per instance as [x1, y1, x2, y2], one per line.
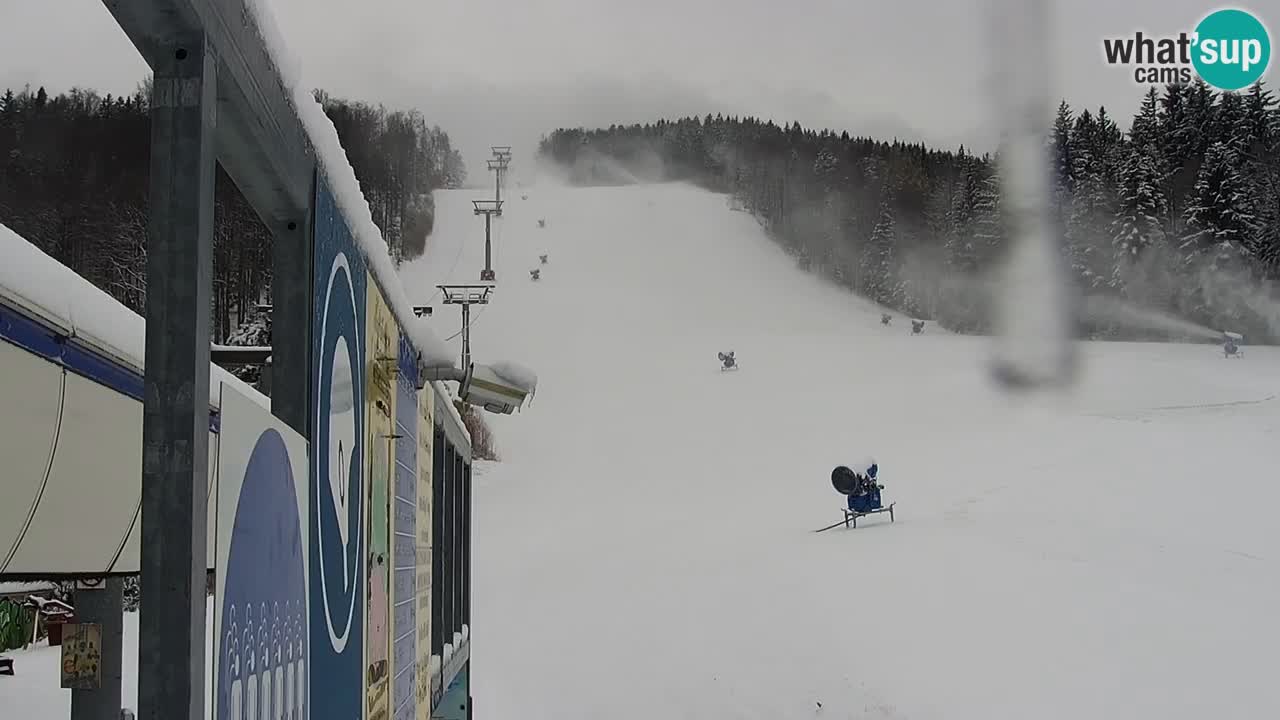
[70, 579, 124, 720]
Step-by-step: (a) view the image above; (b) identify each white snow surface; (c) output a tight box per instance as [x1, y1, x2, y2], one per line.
[399, 181, 1280, 719]
[0, 606, 214, 719]
[244, 0, 453, 369]
[4, 182, 1278, 719]
[0, 223, 266, 410]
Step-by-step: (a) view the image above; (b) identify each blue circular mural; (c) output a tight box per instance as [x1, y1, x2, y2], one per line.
[216, 428, 308, 720]
[313, 251, 364, 655]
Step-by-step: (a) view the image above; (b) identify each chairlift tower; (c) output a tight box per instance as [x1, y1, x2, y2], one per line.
[487, 154, 510, 204]
[473, 199, 503, 281]
[438, 284, 493, 371]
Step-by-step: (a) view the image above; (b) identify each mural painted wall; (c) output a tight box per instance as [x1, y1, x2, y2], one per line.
[213, 384, 310, 720]
[310, 172, 367, 720]
[391, 335, 420, 720]
[414, 383, 435, 720]
[364, 278, 396, 720]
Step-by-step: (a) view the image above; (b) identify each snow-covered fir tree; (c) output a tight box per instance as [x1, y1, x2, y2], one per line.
[1181, 141, 1258, 269]
[1111, 148, 1167, 291]
[1048, 101, 1075, 237]
[1129, 88, 1162, 151]
[864, 194, 902, 306]
[971, 171, 1003, 265]
[945, 159, 982, 274]
[1178, 141, 1259, 327]
[1065, 110, 1115, 291]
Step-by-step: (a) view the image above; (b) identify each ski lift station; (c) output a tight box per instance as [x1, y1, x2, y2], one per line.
[0, 2, 536, 719]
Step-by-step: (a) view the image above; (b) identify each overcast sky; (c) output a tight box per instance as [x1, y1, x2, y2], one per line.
[0, 0, 1271, 179]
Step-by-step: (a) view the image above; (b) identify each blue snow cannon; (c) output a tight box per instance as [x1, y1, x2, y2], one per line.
[822, 460, 895, 531]
[833, 461, 883, 513]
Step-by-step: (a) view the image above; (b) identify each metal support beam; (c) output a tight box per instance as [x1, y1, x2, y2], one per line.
[103, 0, 314, 226]
[138, 34, 216, 720]
[461, 303, 471, 371]
[482, 213, 492, 281]
[70, 580, 125, 720]
[270, 179, 314, 436]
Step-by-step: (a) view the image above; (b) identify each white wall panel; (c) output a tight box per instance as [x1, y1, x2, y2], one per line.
[0, 343, 65, 573]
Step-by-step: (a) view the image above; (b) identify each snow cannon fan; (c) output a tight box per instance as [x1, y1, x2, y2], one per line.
[530, 268, 541, 281]
[1223, 331, 1243, 358]
[717, 351, 738, 371]
[881, 313, 892, 325]
[539, 254, 548, 265]
[831, 466, 860, 495]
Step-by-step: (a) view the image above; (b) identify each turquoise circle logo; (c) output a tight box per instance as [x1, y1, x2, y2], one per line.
[1191, 9, 1271, 91]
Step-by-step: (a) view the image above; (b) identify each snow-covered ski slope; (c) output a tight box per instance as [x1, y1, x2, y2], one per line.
[400, 180, 1279, 720]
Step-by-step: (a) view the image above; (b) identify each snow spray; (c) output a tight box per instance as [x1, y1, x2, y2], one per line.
[986, 0, 1078, 391]
[1079, 296, 1223, 341]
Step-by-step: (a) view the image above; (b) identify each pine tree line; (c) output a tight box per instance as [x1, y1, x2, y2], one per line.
[0, 83, 466, 342]
[539, 79, 1280, 342]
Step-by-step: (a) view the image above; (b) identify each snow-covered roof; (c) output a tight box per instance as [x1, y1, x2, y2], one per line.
[492, 361, 539, 394]
[0, 581, 55, 597]
[245, 0, 453, 370]
[0, 222, 265, 411]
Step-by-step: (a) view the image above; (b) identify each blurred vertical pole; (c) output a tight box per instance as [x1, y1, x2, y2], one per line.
[987, 0, 1078, 391]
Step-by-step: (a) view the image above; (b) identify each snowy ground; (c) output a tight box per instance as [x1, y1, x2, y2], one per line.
[401, 180, 1280, 720]
[3, 179, 1276, 719]
[0, 606, 214, 718]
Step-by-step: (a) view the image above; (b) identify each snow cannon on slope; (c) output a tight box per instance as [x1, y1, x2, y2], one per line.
[539, 254, 548, 265]
[911, 319, 926, 335]
[537, 218, 546, 228]
[821, 459, 894, 531]
[881, 313, 892, 326]
[530, 269, 541, 281]
[718, 351, 738, 371]
[1222, 331, 1244, 358]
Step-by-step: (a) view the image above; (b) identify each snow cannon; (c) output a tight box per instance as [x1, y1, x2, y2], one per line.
[820, 461, 895, 531]
[530, 269, 541, 281]
[1223, 330, 1244, 358]
[831, 459, 879, 495]
[911, 319, 925, 334]
[881, 313, 892, 325]
[537, 219, 546, 228]
[717, 351, 738, 371]
[539, 254, 548, 265]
